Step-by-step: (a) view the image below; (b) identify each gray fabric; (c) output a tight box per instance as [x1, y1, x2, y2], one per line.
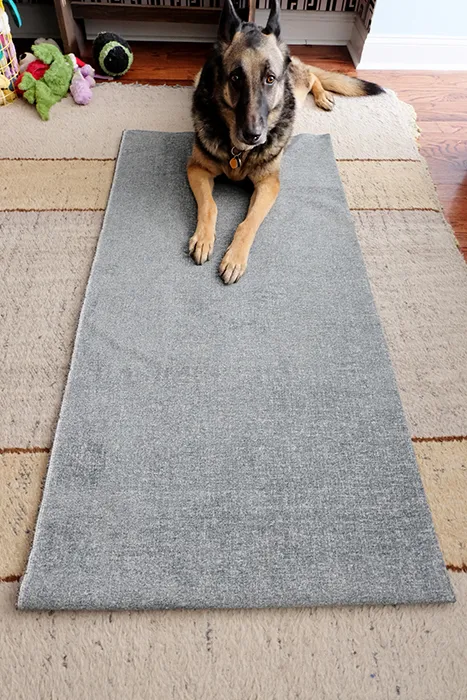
[18, 131, 454, 610]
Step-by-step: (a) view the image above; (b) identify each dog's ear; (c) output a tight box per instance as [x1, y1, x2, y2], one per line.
[218, 0, 242, 44]
[263, 0, 281, 39]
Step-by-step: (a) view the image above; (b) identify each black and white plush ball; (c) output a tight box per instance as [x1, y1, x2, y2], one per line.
[93, 32, 134, 78]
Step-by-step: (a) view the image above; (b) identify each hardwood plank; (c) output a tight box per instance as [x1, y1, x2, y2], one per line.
[418, 122, 467, 172]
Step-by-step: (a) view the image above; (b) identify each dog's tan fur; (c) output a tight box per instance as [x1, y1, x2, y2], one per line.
[188, 2, 382, 284]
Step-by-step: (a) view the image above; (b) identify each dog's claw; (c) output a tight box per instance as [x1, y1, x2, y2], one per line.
[189, 231, 215, 265]
[219, 247, 248, 285]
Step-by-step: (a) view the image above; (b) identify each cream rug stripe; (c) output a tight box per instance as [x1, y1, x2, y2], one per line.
[338, 161, 439, 210]
[415, 440, 467, 570]
[1, 575, 467, 700]
[355, 210, 467, 437]
[0, 212, 103, 447]
[0, 84, 419, 160]
[0, 452, 48, 580]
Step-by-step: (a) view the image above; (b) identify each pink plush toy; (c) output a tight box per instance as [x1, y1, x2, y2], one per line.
[69, 53, 95, 105]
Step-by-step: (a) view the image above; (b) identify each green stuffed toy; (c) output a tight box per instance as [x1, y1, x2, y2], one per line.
[18, 43, 73, 121]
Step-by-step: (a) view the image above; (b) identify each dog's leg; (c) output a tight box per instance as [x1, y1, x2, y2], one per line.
[290, 56, 334, 111]
[291, 57, 382, 111]
[219, 172, 280, 285]
[187, 161, 218, 265]
[309, 74, 335, 112]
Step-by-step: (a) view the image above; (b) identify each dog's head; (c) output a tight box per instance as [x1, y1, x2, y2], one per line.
[216, 0, 290, 151]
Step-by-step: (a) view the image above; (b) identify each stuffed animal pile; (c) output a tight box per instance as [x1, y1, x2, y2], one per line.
[16, 38, 96, 120]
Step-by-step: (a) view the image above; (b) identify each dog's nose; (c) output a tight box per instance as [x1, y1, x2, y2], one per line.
[242, 129, 262, 145]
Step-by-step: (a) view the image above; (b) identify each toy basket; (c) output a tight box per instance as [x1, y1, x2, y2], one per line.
[0, 0, 19, 105]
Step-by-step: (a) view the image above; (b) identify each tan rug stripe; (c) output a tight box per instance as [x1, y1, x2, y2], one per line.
[338, 161, 439, 211]
[415, 441, 467, 570]
[0, 453, 48, 580]
[354, 210, 467, 437]
[0, 161, 114, 211]
[1, 159, 438, 213]
[0, 573, 465, 699]
[0, 211, 103, 447]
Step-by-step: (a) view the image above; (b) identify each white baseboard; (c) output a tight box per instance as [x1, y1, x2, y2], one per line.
[86, 11, 356, 45]
[357, 34, 467, 70]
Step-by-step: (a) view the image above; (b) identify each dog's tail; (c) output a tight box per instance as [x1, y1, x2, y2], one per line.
[308, 65, 384, 97]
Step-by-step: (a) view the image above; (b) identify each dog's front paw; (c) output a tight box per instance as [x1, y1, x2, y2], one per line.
[219, 245, 248, 285]
[315, 91, 335, 111]
[189, 228, 215, 265]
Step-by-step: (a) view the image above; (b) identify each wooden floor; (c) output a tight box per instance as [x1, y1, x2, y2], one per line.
[115, 43, 467, 259]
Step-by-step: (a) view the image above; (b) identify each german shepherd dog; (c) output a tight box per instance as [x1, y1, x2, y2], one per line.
[188, 0, 383, 284]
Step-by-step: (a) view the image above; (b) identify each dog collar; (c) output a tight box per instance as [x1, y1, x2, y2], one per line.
[229, 147, 243, 170]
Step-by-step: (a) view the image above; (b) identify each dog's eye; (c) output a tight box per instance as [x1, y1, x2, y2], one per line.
[230, 73, 241, 85]
[266, 75, 276, 85]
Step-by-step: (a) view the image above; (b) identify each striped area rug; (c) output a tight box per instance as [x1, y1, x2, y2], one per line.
[1, 84, 466, 697]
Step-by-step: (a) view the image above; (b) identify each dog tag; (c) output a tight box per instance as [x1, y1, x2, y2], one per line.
[229, 148, 242, 170]
[229, 156, 241, 169]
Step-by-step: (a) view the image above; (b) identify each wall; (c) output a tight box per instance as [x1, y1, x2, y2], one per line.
[370, 0, 467, 38]
[358, 0, 467, 68]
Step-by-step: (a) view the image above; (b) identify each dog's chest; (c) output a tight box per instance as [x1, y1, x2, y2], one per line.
[222, 164, 247, 182]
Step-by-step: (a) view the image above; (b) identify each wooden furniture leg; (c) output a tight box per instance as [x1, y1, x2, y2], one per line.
[53, 0, 85, 55]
